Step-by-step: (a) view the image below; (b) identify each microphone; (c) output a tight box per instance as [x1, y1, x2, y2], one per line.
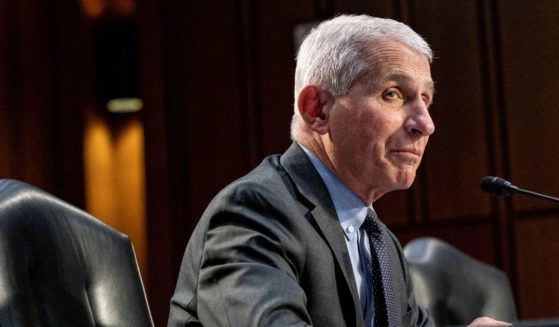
[480, 176, 559, 204]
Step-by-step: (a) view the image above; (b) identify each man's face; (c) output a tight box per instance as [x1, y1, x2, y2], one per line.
[324, 40, 435, 202]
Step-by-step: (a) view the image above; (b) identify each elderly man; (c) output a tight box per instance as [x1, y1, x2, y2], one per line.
[168, 15, 510, 327]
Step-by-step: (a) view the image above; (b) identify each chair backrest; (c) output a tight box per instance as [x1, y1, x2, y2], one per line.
[0, 179, 153, 327]
[404, 237, 517, 326]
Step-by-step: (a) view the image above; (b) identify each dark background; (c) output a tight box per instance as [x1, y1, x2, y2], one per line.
[2, 0, 559, 325]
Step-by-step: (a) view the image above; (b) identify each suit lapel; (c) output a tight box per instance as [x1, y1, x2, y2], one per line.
[386, 229, 409, 320]
[309, 203, 363, 322]
[280, 143, 364, 327]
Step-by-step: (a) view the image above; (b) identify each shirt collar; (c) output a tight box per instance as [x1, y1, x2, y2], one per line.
[299, 144, 375, 240]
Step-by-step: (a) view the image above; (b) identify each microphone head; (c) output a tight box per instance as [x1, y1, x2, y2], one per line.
[480, 176, 515, 196]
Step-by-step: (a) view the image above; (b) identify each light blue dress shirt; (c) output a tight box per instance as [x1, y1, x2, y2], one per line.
[300, 145, 376, 327]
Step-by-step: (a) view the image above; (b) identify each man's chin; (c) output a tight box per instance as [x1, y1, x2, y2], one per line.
[394, 170, 417, 189]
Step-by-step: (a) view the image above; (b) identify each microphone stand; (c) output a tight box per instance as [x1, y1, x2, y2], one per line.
[514, 187, 559, 204]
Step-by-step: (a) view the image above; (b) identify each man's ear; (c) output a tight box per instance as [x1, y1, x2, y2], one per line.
[297, 85, 332, 134]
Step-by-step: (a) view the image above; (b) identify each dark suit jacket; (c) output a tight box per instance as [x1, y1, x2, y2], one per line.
[168, 143, 433, 327]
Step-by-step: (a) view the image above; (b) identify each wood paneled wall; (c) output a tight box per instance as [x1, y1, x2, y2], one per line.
[0, 0, 86, 206]
[2, 0, 559, 325]
[137, 1, 559, 324]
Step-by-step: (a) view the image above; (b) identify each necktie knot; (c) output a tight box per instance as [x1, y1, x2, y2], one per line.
[362, 209, 382, 240]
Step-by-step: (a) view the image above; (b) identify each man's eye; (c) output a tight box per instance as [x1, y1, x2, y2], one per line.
[383, 89, 401, 100]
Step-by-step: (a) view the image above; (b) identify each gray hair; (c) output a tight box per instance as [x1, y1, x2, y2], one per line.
[290, 14, 432, 141]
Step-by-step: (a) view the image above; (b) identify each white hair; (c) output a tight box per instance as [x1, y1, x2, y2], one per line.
[290, 14, 432, 141]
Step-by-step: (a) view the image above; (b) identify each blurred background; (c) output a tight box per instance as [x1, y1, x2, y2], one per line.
[2, 0, 559, 325]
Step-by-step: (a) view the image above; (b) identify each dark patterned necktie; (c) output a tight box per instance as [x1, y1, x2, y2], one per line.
[362, 209, 398, 327]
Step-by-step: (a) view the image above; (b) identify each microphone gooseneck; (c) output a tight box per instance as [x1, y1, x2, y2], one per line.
[480, 176, 559, 204]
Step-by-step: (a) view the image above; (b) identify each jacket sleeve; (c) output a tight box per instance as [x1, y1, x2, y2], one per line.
[195, 185, 313, 327]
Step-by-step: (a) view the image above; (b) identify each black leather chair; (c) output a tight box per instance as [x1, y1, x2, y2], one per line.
[404, 237, 517, 326]
[0, 179, 153, 326]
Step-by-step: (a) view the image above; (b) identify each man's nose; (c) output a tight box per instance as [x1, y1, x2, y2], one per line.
[404, 99, 435, 136]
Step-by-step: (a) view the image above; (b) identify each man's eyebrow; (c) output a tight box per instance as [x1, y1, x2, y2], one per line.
[425, 80, 436, 95]
[381, 73, 436, 95]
